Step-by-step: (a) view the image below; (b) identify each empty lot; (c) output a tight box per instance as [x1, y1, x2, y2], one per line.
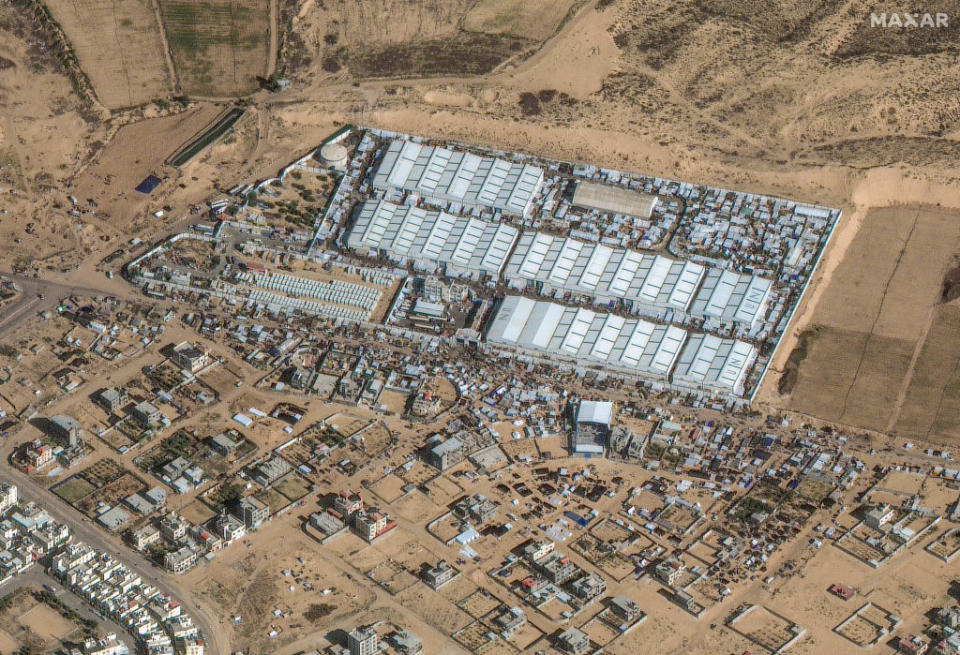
[785, 206, 960, 439]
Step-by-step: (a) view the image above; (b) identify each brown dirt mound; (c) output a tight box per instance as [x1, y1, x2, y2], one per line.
[778, 326, 821, 395]
[941, 263, 960, 303]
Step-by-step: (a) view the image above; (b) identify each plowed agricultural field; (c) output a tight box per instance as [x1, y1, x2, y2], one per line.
[783, 206, 960, 442]
[44, 0, 173, 108]
[159, 0, 270, 96]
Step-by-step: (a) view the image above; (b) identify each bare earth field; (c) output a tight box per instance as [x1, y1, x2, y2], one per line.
[782, 206, 960, 438]
[43, 0, 172, 109]
[17, 604, 76, 642]
[70, 104, 223, 229]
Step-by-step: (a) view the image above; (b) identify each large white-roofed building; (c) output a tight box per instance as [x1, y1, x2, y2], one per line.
[672, 333, 757, 396]
[572, 400, 614, 454]
[572, 180, 658, 219]
[371, 139, 544, 217]
[346, 200, 519, 278]
[504, 231, 774, 329]
[688, 269, 772, 331]
[486, 296, 757, 397]
[485, 296, 688, 382]
[504, 232, 707, 315]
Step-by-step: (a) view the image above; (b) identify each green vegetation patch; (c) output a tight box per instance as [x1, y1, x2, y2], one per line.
[347, 32, 530, 79]
[52, 477, 96, 504]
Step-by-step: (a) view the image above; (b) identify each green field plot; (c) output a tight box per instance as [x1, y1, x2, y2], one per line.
[159, 0, 270, 96]
[52, 477, 96, 504]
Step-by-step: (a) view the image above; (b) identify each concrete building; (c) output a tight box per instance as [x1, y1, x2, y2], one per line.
[352, 510, 389, 542]
[164, 546, 197, 574]
[73, 633, 129, 655]
[252, 456, 291, 487]
[493, 606, 526, 639]
[94, 388, 129, 414]
[938, 606, 960, 629]
[50, 415, 83, 446]
[389, 631, 422, 655]
[422, 560, 455, 589]
[309, 511, 345, 536]
[607, 426, 635, 457]
[216, 513, 247, 544]
[865, 504, 896, 529]
[537, 551, 578, 584]
[332, 490, 364, 518]
[347, 625, 378, 655]
[0, 484, 17, 513]
[452, 494, 499, 524]
[570, 573, 606, 603]
[427, 437, 463, 471]
[171, 342, 211, 374]
[653, 558, 685, 586]
[130, 524, 160, 551]
[26, 444, 53, 469]
[160, 513, 189, 541]
[523, 540, 555, 563]
[131, 401, 163, 429]
[609, 596, 644, 623]
[208, 432, 240, 457]
[180, 638, 205, 655]
[235, 496, 270, 529]
[556, 627, 590, 655]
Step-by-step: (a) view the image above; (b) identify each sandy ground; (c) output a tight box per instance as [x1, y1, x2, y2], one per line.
[5, 0, 960, 652]
[17, 604, 76, 641]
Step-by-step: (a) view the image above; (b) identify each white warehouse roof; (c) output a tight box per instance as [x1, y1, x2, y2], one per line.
[347, 200, 519, 277]
[486, 296, 688, 381]
[577, 400, 613, 426]
[505, 231, 773, 326]
[689, 269, 772, 329]
[572, 180, 658, 219]
[504, 232, 706, 313]
[372, 139, 544, 217]
[672, 333, 757, 396]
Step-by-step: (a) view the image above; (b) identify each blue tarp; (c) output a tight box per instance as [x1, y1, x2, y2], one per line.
[135, 175, 161, 194]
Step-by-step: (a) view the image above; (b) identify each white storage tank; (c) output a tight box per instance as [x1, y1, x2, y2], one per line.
[319, 143, 348, 169]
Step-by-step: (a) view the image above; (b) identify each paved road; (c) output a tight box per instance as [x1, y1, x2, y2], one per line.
[0, 465, 227, 655]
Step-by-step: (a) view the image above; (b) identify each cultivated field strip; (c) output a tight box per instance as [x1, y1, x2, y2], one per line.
[158, 0, 270, 97]
[43, 0, 173, 108]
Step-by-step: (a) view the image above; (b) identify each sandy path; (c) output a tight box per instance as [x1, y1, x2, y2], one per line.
[150, 0, 180, 94]
[267, 0, 278, 76]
